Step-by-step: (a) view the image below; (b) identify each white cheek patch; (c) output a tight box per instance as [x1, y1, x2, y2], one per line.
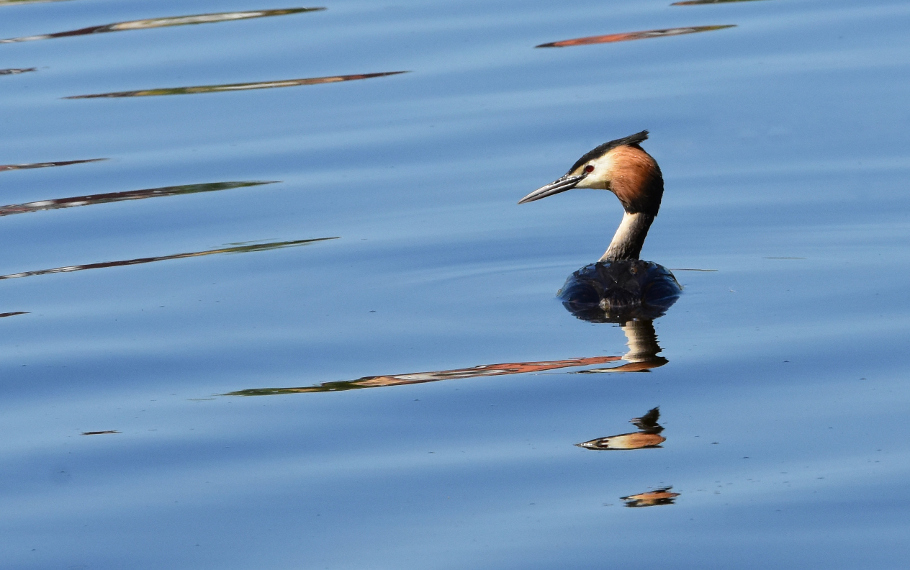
[575, 154, 615, 190]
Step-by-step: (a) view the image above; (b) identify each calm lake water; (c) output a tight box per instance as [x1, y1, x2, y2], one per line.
[2, 0, 909, 568]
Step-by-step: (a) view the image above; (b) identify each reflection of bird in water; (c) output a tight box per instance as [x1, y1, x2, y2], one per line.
[519, 131, 681, 322]
[621, 486, 679, 508]
[577, 406, 665, 450]
[574, 319, 667, 372]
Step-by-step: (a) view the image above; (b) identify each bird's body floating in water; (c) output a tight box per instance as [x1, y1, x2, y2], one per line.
[519, 131, 681, 322]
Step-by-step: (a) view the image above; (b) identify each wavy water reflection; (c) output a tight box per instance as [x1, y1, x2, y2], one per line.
[0, 237, 337, 281]
[673, 0, 765, 5]
[0, 311, 29, 318]
[621, 487, 679, 508]
[0, 158, 105, 172]
[536, 25, 735, 48]
[0, 180, 276, 217]
[576, 320, 667, 372]
[0, 67, 36, 75]
[577, 407, 665, 451]
[225, 356, 623, 396]
[0, 0, 68, 5]
[0, 8, 324, 44]
[228, 311, 670, 396]
[66, 71, 409, 99]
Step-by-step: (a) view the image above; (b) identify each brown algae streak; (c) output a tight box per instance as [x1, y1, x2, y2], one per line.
[0, 8, 324, 43]
[66, 71, 410, 99]
[0, 180, 277, 217]
[0, 158, 106, 172]
[0, 237, 338, 281]
[536, 25, 735, 48]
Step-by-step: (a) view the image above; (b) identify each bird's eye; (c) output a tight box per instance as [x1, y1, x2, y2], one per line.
[584, 164, 595, 173]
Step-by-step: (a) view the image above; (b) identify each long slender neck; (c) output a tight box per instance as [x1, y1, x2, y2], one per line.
[599, 211, 654, 262]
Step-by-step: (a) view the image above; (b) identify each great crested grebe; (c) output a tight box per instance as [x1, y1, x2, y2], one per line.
[519, 130, 681, 322]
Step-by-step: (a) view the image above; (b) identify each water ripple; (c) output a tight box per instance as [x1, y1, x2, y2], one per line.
[0, 158, 105, 172]
[0, 237, 338, 281]
[225, 356, 627, 396]
[0, 0, 70, 5]
[536, 25, 736, 48]
[673, 0, 766, 5]
[65, 71, 409, 99]
[0, 180, 277, 217]
[0, 67, 36, 75]
[0, 311, 29, 318]
[0, 8, 324, 43]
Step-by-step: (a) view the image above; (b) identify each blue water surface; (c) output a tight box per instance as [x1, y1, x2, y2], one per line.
[1, 0, 909, 568]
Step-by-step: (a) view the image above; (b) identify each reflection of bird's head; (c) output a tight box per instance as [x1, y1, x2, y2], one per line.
[518, 130, 663, 216]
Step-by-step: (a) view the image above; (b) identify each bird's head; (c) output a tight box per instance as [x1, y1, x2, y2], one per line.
[518, 130, 664, 216]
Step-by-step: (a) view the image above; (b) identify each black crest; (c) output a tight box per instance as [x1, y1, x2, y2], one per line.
[568, 130, 650, 174]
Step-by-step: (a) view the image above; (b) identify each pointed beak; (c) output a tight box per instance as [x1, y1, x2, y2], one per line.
[518, 173, 586, 204]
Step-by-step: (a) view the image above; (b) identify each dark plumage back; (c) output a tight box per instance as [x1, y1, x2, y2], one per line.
[558, 260, 681, 323]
